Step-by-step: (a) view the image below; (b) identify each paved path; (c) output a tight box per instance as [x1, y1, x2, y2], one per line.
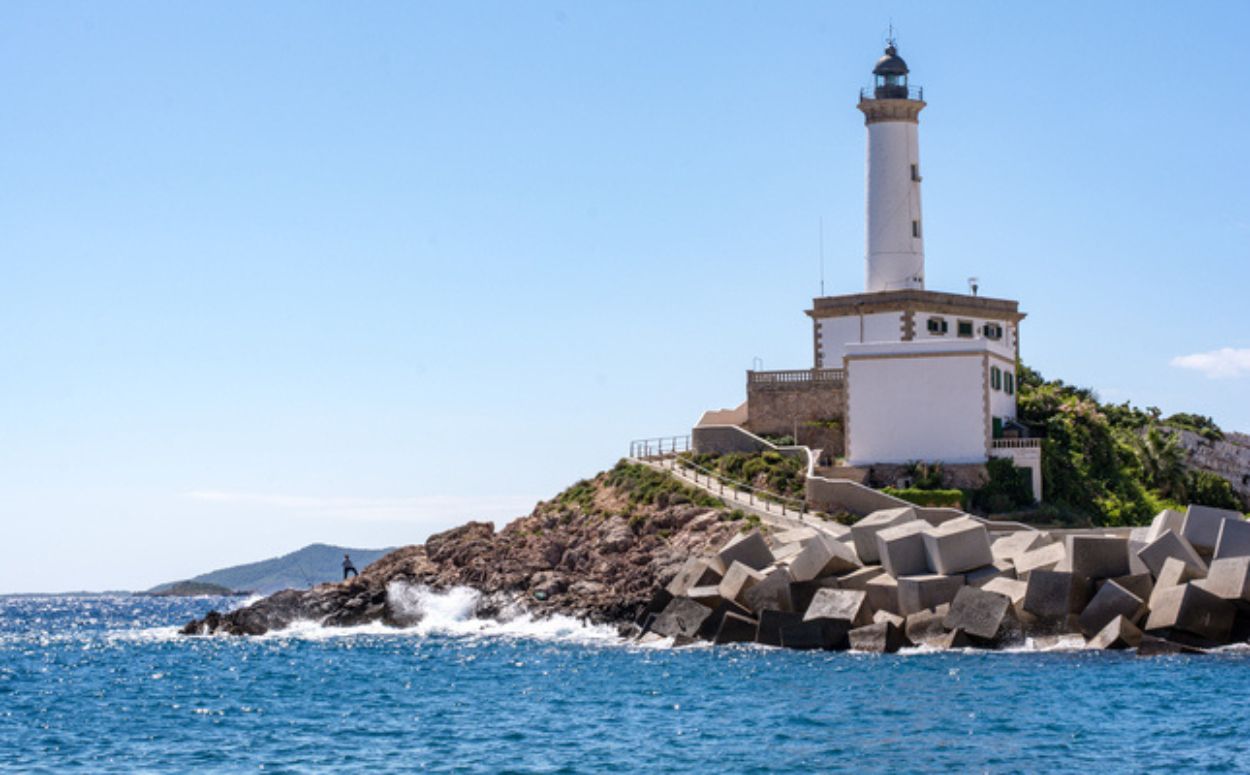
[634, 456, 847, 540]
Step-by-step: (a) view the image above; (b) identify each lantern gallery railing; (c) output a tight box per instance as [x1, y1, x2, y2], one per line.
[859, 85, 924, 101]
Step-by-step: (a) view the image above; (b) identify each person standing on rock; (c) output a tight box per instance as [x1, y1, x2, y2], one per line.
[342, 554, 358, 580]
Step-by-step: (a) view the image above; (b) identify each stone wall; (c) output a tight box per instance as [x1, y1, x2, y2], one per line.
[746, 379, 845, 453]
[859, 462, 990, 491]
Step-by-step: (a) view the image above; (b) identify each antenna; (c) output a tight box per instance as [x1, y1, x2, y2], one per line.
[819, 217, 825, 296]
[887, 19, 895, 47]
[968, 276, 980, 297]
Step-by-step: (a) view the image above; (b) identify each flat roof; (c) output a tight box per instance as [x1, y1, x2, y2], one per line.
[807, 288, 1025, 322]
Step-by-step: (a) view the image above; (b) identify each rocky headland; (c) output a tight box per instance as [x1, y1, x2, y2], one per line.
[182, 462, 741, 636]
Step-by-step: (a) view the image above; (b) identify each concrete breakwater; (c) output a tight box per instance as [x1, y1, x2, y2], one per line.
[638, 504, 1250, 654]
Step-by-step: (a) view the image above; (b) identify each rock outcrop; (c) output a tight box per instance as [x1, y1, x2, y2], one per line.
[183, 463, 741, 636]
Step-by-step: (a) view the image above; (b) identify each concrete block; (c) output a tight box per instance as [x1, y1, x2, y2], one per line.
[1136, 634, 1206, 656]
[755, 609, 805, 647]
[696, 599, 752, 640]
[718, 561, 766, 606]
[804, 588, 872, 629]
[650, 598, 713, 639]
[712, 611, 758, 644]
[772, 527, 819, 546]
[922, 517, 993, 575]
[1022, 570, 1090, 623]
[666, 558, 721, 597]
[965, 560, 1016, 588]
[780, 620, 834, 650]
[1136, 531, 1207, 579]
[934, 628, 974, 649]
[903, 610, 949, 647]
[865, 574, 900, 615]
[851, 507, 919, 564]
[717, 529, 775, 571]
[835, 566, 885, 591]
[991, 531, 1051, 563]
[875, 521, 931, 578]
[771, 542, 805, 564]
[1148, 557, 1205, 609]
[1077, 580, 1147, 637]
[873, 610, 904, 627]
[897, 574, 966, 615]
[1066, 535, 1131, 580]
[1127, 527, 1151, 576]
[788, 534, 860, 582]
[789, 578, 841, 613]
[822, 522, 851, 539]
[1014, 542, 1067, 580]
[1104, 573, 1153, 602]
[1145, 508, 1186, 543]
[1200, 557, 1250, 603]
[1215, 518, 1250, 561]
[685, 585, 724, 608]
[1144, 582, 1235, 643]
[741, 565, 794, 613]
[943, 586, 1020, 643]
[639, 588, 673, 625]
[1183, 505, 1244, 554]
[848, 621, 911, 653]
[1085, 615, 1143, 650]
[981, 577, 1029, 606]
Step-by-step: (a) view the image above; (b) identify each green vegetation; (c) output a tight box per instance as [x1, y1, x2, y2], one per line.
[555, 461, 724, 517]
[882, 487, 965, 508]
[681, 450, 806, 500]
[970, 457, 1036, 514]
[1016, 365, 1244, 526]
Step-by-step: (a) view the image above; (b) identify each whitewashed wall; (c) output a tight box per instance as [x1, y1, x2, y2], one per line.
[846, 342, 989, 465]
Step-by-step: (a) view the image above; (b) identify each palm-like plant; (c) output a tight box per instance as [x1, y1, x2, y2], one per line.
[1135, 425, 1188, 501]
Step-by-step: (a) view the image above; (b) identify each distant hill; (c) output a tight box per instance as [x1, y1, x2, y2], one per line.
[149, 543, 396, 596]
[146, 580, 243, 597]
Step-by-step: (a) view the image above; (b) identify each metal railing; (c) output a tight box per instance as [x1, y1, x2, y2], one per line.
[657, 455, 810, 519]
[628, 435, 691, 459]
[747, 368, 845, 386]
[859, 85, 924, 101]
[991, 438, 1043, 449]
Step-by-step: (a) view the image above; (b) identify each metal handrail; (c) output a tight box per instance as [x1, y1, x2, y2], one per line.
[628, 435, 691, 459]
[663, 455, 808, 517]
[859, 85, 924, 101]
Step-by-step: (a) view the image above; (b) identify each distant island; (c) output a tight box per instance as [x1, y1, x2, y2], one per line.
[149, 543, 395, 596]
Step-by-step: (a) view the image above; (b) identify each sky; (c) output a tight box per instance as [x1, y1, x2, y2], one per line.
[2, 2, 1248, 593]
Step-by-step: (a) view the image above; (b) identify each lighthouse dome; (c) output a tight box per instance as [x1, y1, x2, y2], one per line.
[872, 45, 909, 76]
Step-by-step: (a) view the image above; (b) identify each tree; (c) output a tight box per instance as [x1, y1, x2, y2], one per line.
[1134, 425, 1188, 502]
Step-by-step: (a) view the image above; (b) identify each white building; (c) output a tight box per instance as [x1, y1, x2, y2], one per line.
[707, 42, 1042, 499]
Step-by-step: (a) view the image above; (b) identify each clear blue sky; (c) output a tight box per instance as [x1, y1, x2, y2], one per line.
[3, 2, 1248, 592]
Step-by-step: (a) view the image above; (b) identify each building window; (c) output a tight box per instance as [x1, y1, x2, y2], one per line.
[982, 322, 1003, 340]
[927, 316, 948, 335]
[912, 220, 921, 238]
[991, 365, 1002, 391]
[911, 164, 920, 182]
[957, 320, 974, 338]
[1005, 372, 1015, 395]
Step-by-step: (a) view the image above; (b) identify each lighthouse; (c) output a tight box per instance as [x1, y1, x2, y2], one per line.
[858, 42, 926, 293]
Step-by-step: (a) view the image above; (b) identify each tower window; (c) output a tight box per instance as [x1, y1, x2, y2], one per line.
[982, 323, 1004, 340]
[927, 316, 948, 335]
[912, 220, 921, 238]
[1005, 372, 1015, 395]
[991, 366, 1003, 391]
[957, 320, 974, 338]
[911, 164, 920, 182]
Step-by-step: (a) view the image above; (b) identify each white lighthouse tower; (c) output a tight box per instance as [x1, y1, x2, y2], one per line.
[858, 42, 926, 292]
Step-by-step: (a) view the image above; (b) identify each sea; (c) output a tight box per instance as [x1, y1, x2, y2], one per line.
[3, 591, 1250, 774]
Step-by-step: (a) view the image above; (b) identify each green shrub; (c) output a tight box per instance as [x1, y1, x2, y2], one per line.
[971, 457, 1035, 514]
[882, 487, 965, 508]
[1187, 470, 1245, 512]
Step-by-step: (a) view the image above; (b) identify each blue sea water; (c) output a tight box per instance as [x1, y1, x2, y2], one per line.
[3, 593, 1250, 773]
